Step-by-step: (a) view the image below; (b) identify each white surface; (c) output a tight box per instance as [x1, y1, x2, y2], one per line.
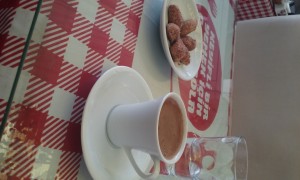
[0, 65, 30, 103]
[77, 0, 99, 23]
[232, 15, 300, 180]
[9, 8, 46, 43]
[110, 18, 126, 44]
[49, 87, 76, 121]
[132, 0, 172, 98]
[160, 0, 202, 81]
[31, 147, 62, 179]
[81, 66, 153, 180]
[64, 37, 88, 69]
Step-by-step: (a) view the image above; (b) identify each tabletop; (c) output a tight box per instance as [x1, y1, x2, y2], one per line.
[0, 0, 236, 179]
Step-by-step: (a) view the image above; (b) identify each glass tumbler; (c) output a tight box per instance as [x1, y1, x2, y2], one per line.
[165, 136, 248, 180]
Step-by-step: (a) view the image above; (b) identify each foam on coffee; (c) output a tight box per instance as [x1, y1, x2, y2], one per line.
[158, 98, 184, 159]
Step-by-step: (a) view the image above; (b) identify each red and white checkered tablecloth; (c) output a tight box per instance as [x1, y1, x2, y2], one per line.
[236, 0, 275, 21]
[0, 0, 236, 179]
[0, 0, 143, 179]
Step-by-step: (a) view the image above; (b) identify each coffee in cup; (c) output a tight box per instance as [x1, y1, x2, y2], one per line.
[158, 98, 184, 160]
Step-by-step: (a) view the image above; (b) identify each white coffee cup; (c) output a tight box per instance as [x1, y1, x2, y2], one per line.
[106, 92, 188, 179]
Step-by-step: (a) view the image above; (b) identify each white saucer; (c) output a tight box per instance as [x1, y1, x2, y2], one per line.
[160, 0, 202, 81]
[81, 66, 153, 180]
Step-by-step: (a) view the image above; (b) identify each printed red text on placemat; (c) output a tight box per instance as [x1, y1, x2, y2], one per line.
[179, 6, 221, 131]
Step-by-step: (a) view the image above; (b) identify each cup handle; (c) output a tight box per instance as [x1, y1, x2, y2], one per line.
[124, 147, 160, 179]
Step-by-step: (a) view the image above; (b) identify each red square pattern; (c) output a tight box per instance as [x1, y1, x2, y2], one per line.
[31, 46, 63, 85]
[119, 47, 134, 67]
[100, 0, 118, 15]
[237, 0, 275, 21]
[75, 71, 98, 99]
[126, 10, 140, 36]
[0, 0, 19, 8]
[13, 106, 48, 146]
[61, 122, 82, 153]
[48, 0, 76, 33]
[88, 25, 110, 55]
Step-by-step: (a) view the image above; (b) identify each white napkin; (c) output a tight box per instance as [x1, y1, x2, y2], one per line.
[231, 15, 300, 180]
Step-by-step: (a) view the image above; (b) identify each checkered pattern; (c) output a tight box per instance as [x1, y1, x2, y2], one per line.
[236, 0, 275, 21]
[0, 0, 144, 179]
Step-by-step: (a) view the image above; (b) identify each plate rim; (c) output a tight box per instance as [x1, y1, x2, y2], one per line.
[81, 66, 153, 179]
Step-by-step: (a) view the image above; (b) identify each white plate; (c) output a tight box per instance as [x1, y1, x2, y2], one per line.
[160, 0, 202, 81]
[81, 66, 153, 180]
